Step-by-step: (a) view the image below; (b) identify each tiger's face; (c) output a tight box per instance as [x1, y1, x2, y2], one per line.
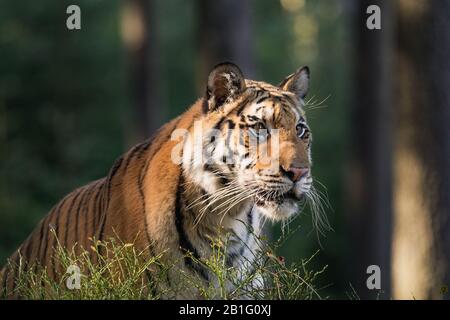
[234, 79, 312, 221]
[182, 63, 314, 222]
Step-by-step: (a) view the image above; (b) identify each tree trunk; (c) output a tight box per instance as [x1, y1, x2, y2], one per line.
[348, 0, 394, 299]
[392, 0, 450, 299]
[121, 0, 165, 141]
[196, 0, 256, 92]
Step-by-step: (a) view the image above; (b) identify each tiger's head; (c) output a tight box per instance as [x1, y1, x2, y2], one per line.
[181, 62, 324, 224]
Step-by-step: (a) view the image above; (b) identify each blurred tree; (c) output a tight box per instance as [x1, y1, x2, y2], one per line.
[121, 0, 165, 141]
[392, 0, 450, 300]
[196, 0, 256, 91]
[347, 0, 393, 299]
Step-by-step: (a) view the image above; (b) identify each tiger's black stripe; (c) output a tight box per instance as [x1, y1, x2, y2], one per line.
[227, 119, 236, 129]
[283, 93, 296, 106]
[124, 140, 152, 173]
[105, 156, 124, 205]
[51, 194, 70, 251]
[213, 117, 227, 131]
[98, 156, 124, 241]
[256, 96, 269, 104]
[47, 195, 71, 278]
[123, 143, 146, 173]
[239, 208, 254, 256]
[90, 183, 103, 236]
[83, 180, 102, 250]
[203, 163, 229, 186]
[37, 204, 59, 265]
[63, 188, 83, 248]
[21, 237, 32, 271]
[33, 218, 47, 265]
[36, 207, 60, 292]
[224, 125, 234, 170]
[136, 138, 159, 251]
[96, 183, 106, 227]
[201, 98, 209, 114]
[18, 232, 39, 279]
[175, 173, 209, 282]
[226, 207, 253, 267]
[73, 187, 90, 252]
[78, 184, 97, 250]
[108, 156, 124, 180]
[236, 96, 253, 116]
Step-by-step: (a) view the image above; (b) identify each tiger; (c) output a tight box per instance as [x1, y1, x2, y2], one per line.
[0, 62, 327, 299]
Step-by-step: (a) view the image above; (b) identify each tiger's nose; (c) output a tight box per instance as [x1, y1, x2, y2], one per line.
[286, 167, 309, 182]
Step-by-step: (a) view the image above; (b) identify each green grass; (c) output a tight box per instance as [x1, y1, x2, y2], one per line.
[2, 230, 327, 300]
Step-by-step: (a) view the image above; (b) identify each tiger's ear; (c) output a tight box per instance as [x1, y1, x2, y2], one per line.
[205, 62, 246, 112]
[279, 66, 310, 100]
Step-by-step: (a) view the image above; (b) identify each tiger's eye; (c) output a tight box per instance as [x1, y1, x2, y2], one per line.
[296, 123, 308, 139]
